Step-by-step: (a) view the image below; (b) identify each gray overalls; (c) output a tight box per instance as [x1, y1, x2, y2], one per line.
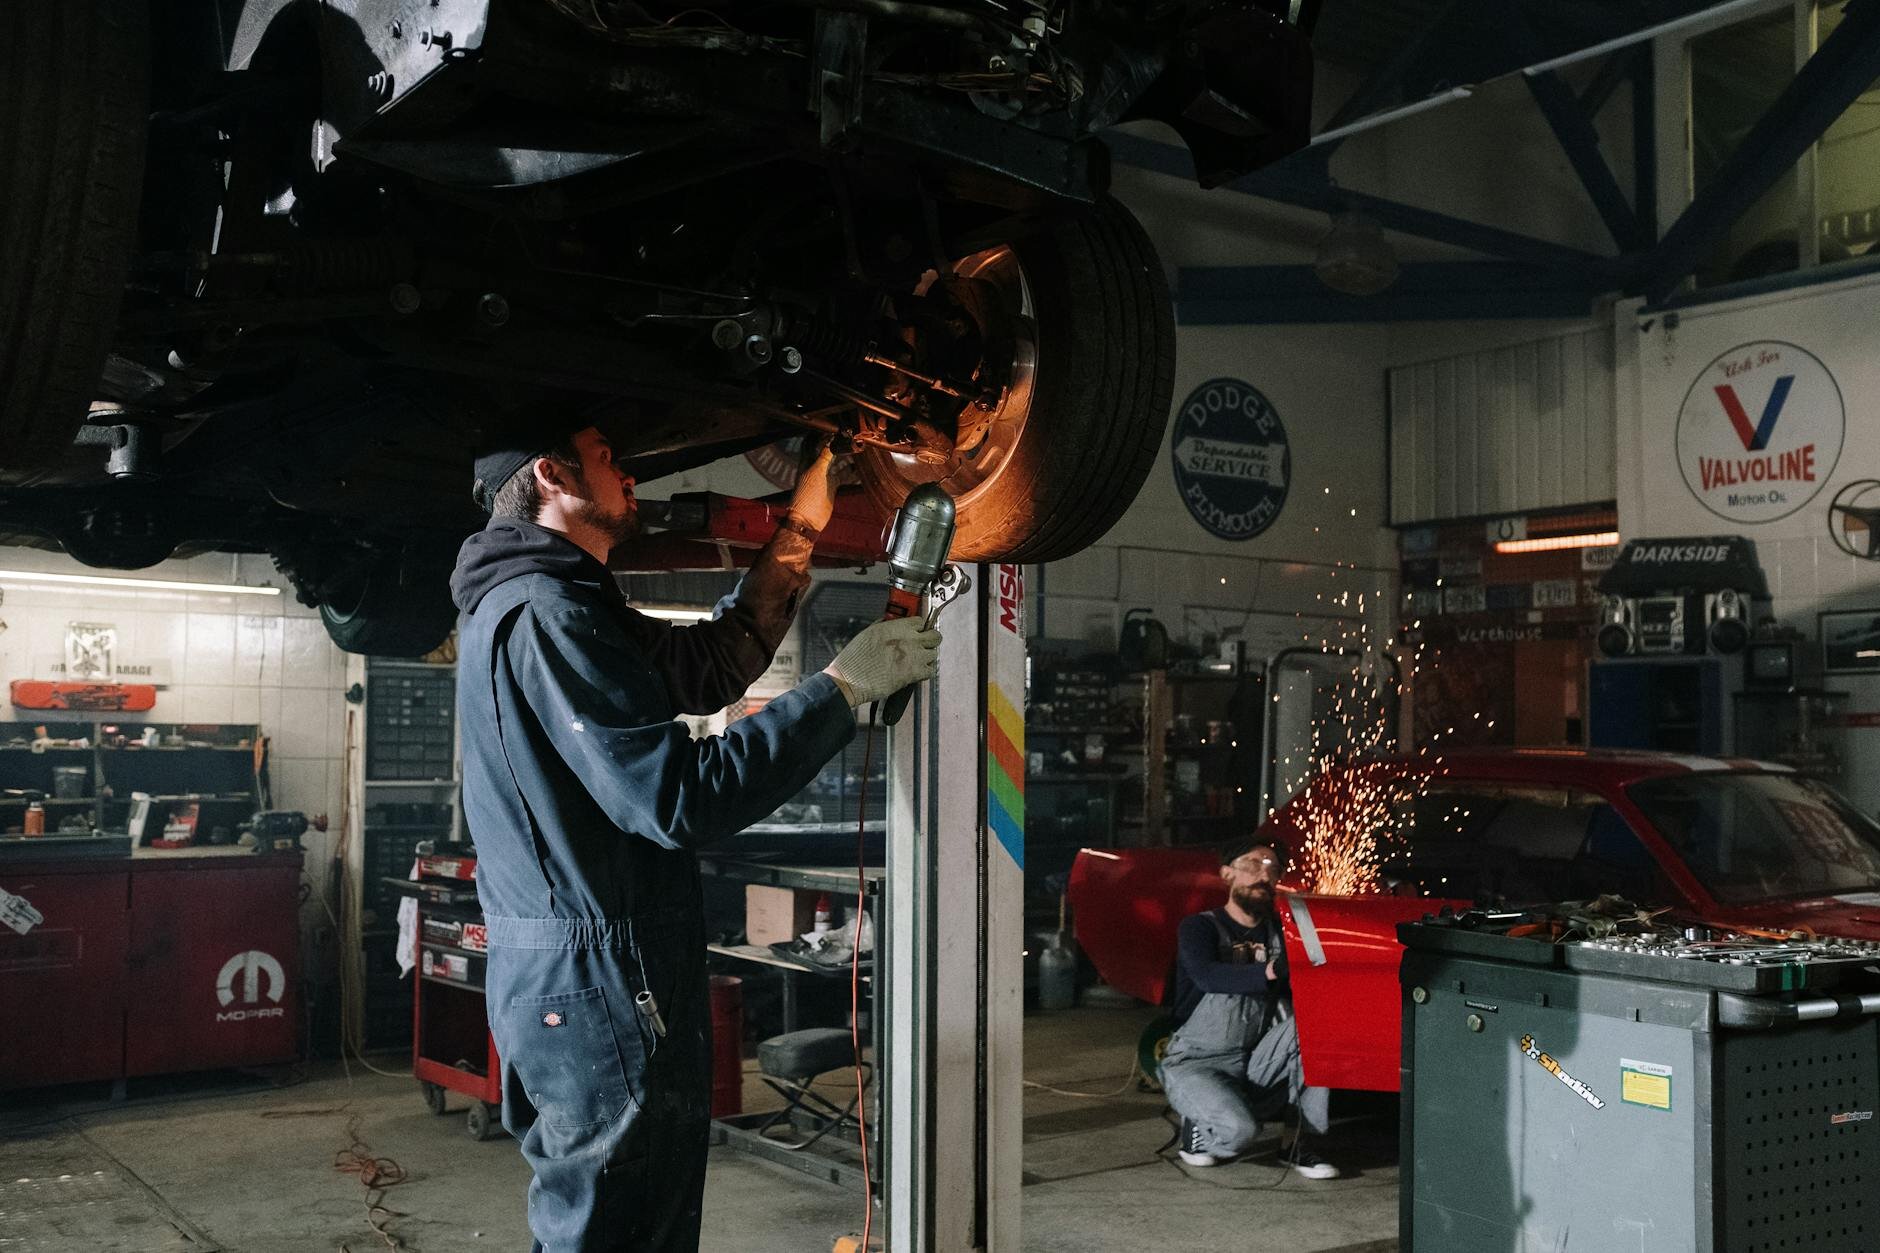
[1160, 912, 1330, 1158]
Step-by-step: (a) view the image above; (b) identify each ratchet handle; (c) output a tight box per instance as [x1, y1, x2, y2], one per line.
[879, 683, 916, 726]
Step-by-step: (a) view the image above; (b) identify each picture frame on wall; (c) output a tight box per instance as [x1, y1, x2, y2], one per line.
[1818, 609, 1880, 675]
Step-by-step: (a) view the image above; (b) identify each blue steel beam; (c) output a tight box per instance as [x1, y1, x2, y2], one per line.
[1632, 50, 1658, 244]
[1643, 0, 1880, 302]
[1524, 67, 1653, 251]
[1175, 262, 1601, 324]
[1315, 0, 1464, 151]
[1575, 45, 1640, 117]
[1107, 131, 1617, 273]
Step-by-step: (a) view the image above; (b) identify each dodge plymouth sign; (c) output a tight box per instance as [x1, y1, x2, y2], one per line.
[1675, 341, 1843, 524]
[1170, 377, 1291, 540]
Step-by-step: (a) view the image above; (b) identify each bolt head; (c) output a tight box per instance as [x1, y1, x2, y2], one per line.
[711, 319, 744, 351]
[476, 292, 511, 327]
[1466, 1013, 1485, 1033]
[389, 282, 422, 315]
[780, 346, 804, 374]
[420, 28, 432, 46]
[389, 19, 402, 37]
[1411, 986, 1429, 1004]
[743, 335, 773, 366]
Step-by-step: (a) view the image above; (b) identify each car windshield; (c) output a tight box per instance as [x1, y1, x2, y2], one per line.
[1627, 772, 1880, 903]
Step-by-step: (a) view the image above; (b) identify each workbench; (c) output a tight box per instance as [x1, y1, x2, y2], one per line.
[0, 844, 302, 1091]
[699, 855, 884, 1188]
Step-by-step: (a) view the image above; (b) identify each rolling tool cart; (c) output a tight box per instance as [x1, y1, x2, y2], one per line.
[385, 849, 505, 1140]
[1401, 915, 1880, 1253]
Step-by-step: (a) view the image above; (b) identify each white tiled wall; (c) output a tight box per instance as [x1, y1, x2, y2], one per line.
[0, 547, 353, 850]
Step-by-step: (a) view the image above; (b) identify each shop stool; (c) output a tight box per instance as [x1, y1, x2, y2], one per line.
[754, 1027, 870, 1150]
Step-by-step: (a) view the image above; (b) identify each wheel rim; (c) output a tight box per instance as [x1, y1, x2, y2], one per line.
[860, 245, 1038, 513]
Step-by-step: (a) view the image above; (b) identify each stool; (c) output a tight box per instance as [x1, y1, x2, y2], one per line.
[754, 1027, 870, 1150]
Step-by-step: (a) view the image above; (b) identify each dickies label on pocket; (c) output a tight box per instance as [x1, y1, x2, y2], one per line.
[506, 985, 635, 1129]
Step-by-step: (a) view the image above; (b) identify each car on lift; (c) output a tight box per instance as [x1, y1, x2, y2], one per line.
[1070, 748, 1880, 1092]
[0, 0, 1317, 654]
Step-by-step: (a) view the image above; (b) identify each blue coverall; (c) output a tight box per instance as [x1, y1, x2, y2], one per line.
[452, 517, 856, 1251]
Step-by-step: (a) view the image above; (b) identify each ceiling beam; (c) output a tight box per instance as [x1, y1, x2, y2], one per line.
[1176, 262, 1601, 324]
[1643, 0, 1880, 301]
[1524, 67, 1653, 252]
[1575, 44, 1642, 117]
[1107, 131, 1616, 272]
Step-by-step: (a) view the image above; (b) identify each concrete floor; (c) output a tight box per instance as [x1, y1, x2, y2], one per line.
[0, 1004, 1398, 1252]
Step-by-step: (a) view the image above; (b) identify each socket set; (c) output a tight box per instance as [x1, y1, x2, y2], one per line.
[1564, 931, 1880, 993]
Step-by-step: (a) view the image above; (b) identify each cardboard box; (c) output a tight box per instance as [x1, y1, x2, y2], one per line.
[746, 885, 817, 946]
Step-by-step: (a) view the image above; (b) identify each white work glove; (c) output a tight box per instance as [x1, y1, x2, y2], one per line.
[823, 617, 942, 708]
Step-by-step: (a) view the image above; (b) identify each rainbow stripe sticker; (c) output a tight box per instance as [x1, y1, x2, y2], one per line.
[986, 683, 1025, 869]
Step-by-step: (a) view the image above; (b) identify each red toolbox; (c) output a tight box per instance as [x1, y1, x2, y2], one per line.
[387, 850, 506, 1140]
[0, 847, 301, 1090]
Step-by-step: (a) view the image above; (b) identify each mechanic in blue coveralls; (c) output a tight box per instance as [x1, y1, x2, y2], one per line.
[452, 424, 939, 1251]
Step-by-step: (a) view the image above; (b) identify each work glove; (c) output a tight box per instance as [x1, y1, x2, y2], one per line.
[823, 617, 942, 708]
[786, 440, 839, 533]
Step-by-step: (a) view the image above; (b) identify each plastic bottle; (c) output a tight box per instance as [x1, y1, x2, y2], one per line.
[22, 802, 45, 836]
[812, 893, 832, 936]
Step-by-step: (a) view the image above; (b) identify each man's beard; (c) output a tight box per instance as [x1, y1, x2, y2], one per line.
[575, 496, 640, 547]
[1231, 883, 1274, 917]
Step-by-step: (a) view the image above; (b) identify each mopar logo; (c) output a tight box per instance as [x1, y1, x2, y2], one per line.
[216, 950, 285, 1022]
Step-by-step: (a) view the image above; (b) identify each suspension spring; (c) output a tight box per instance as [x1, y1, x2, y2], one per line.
[796, 317, 871, 368]
[273, 239, 416, 295]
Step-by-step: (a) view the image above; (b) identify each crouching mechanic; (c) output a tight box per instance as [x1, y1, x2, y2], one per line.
[452, 424, 939, 1251]
[1161, 837, 1339, 1178]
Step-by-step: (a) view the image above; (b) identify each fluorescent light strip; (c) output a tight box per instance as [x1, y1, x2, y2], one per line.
[0, 569, 281, 596]
[635, 606, 713, 622]
[1309, 86, 1473, 146]
[1493, 531, 1621, 554]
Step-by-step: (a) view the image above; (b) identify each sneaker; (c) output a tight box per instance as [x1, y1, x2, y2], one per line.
[1287, 1143, 1340, 1180]
[1176, 1117, 1230, 1167]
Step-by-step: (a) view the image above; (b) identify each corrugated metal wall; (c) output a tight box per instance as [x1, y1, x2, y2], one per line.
[1388, 329, 1616, 525]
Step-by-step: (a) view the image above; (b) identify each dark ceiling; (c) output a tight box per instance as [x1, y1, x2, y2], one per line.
[1311, 0, 1741, 112]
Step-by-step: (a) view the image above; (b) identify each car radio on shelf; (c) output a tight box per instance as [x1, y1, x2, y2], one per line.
[1594, 536, 1767, 657]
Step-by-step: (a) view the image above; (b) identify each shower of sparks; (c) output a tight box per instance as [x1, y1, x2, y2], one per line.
[1276, 507, 1479, 896]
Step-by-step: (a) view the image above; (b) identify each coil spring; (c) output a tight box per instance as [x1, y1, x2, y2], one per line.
[276, 239, 415, 295]
[796, 317, 870, 368]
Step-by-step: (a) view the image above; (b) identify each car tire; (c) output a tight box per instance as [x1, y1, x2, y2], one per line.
[0, 0, 149, 481]
[856, 197, 1175, 564]
[317, 557, 460, 658]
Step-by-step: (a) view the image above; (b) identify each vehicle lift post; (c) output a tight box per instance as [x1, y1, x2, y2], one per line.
[628, 494, 1026, 1251]
[882, 558, 1026, 1252]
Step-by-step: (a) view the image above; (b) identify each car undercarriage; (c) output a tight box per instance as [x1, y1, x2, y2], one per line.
[0, 0, 1316, 651]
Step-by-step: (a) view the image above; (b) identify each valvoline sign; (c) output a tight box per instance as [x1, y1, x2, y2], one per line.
[1675, 341, 1843, 524]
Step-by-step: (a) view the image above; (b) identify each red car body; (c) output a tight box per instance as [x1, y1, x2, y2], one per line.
[1070, 748, 1880, 1093]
